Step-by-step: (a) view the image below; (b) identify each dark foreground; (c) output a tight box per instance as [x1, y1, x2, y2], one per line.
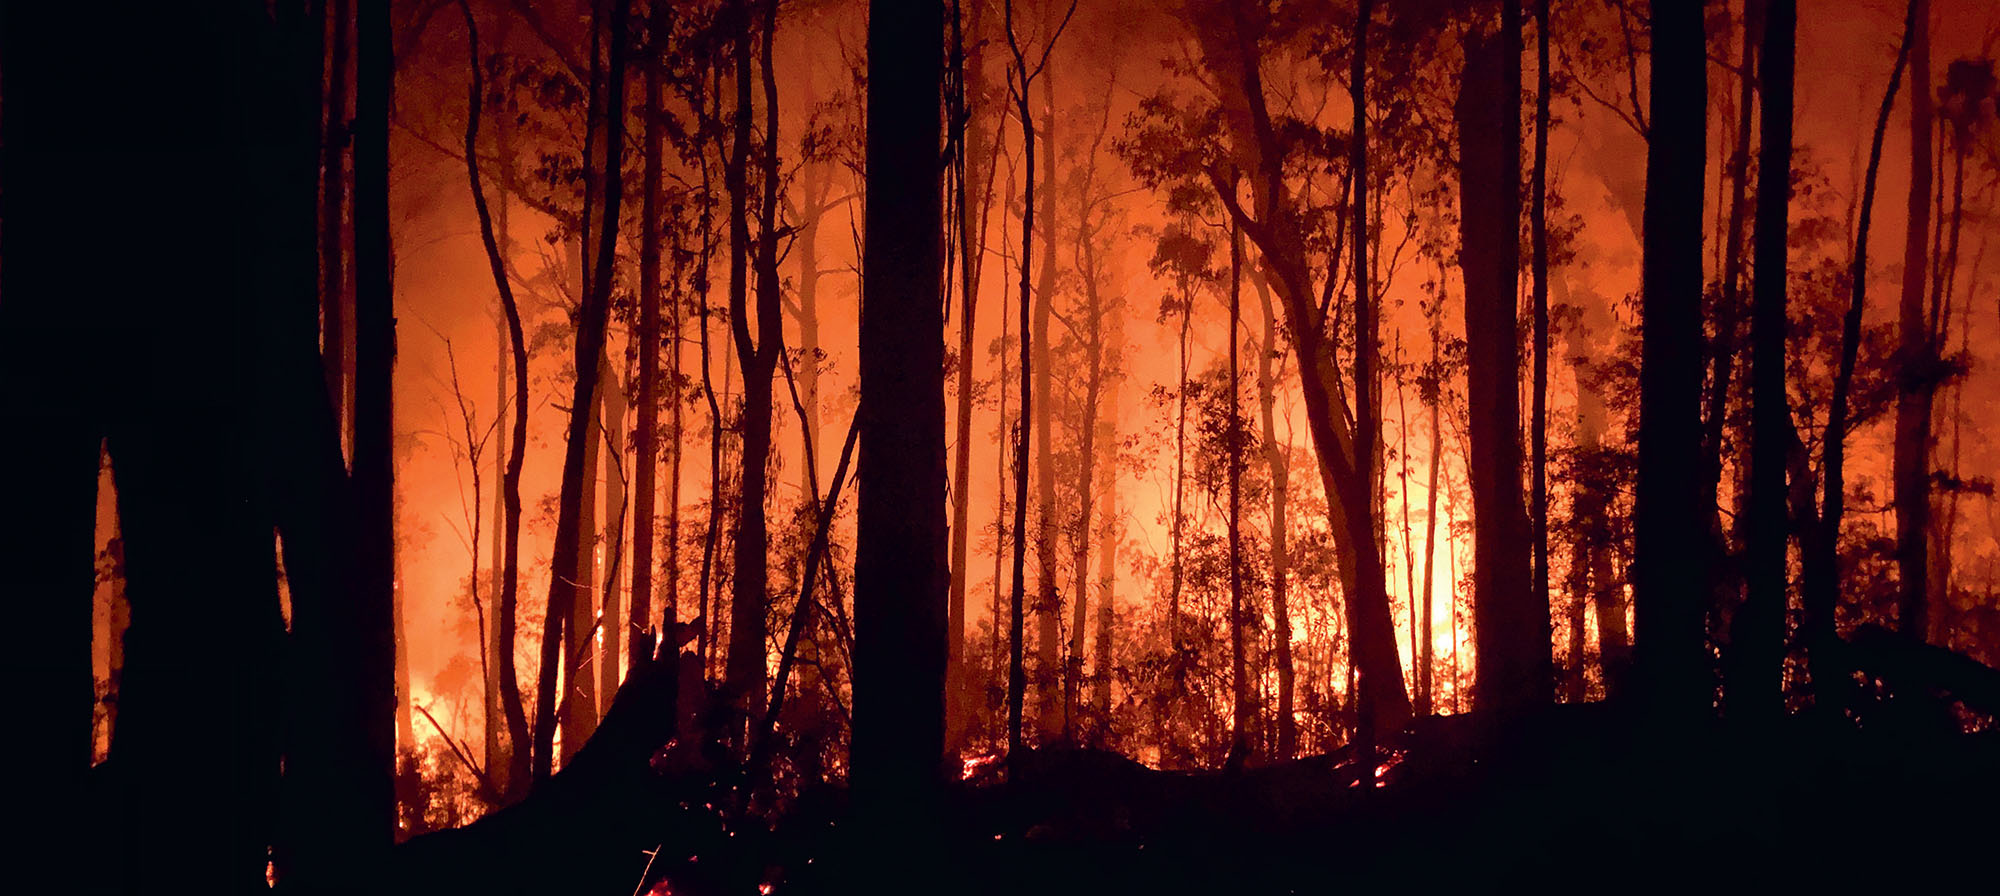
[369, 624, 2000, 895]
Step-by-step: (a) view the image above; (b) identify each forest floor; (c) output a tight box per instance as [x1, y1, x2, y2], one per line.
[383, 635, 2000, 895]
[644, 704, 2000, 895]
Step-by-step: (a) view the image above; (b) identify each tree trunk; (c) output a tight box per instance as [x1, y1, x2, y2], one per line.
[1418, 307, 1442, 716]
[322, 0, 354, 448]
[1530, 0, 1553, 665]
[1004, 0, 1038, 766]
[1033, 69, 1063, 740]
[561, 8, 608, 765]
[1893, 0, 1934, 639]
[1633, 0, 1711, 720]
[344, 0, 398, 863]
[534, 0, 631, 788]
[1730, 0, 1796, 720]
[854, 0, 947, 858]
[1212, 0, 1411, 740]
[1068, 272, 1102, 742]
[487, 312, 506, 779]
[724, 0, 782, 755]
[1226, 215, 1250, 768]
[599, 354, 628, 710]
[1254, 269, 1296, 754]
[946, 0, 990, 756]
[1458, 16, 1549, 717]
[1809, 0, 1917, 699]
[630, 0, 666, 680]
[1091, 308, 1122, 744]
[1702, 0, 1762, 542]
[459, 0, 534, 797]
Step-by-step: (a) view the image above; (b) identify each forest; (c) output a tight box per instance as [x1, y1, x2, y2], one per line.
[6, 0, 2000, 892]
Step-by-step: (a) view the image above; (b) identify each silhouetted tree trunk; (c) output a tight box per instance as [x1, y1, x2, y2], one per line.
[600, 354, 628, 709]
[1254, 269, 1296, 753]
[322, 0, 354, 447]
[1210, 0, 1411, 740]
[946, 0, 991, 756]
[459, 0, 534, 798]
[725, 0, 782, 754]
[332, 0, 398, 870]
[1893, 0, 1934, 639]
[1226, 215, 1250, 768]
[1530, 0, 1552, 654]
[1633, 0, 1710, 720]
[696, 74, 726, 676]
[854, 0, 947, 858]
[1033, 68, 1063, 740]
[1730, 0, 1795, 720]
[1458, 13, 1549, 717]
[1068, 242, 1103, 743]
[562, 6, 608, 764]
[631, 0, 666, 688]
[3, 7, 320, 887]
[1702, 0, 1762, 560]
[535, 0, 632, 788]
[1004, 0, 1039, 766]
[487, 315, 506, 777]
[1418, 305, 1442, 716]
[1170, 268, 1192, 681]
[1091, 310, 1122, 743]
[1810, 0, 1916, 698]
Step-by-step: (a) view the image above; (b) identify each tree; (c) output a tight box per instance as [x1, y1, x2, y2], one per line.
[1633, 0, 1710, 720]
[631, 0, 668, 695]
[1458, 6, 1549, 718]
[1808, 0, 1918, 699]
[946, 0, 997, 755]
[1730, 0, 1796, 719]
[853, 0, 947, 855]
[1893, 0, 1935, 639]
[1186, 0, 1412, 739]
[1529, 0, 1553, 666]
[1250, 269, 1297, 752]
[724, 0, 786, 754]
[1002, 0, 1077, 765]
[458, 0, 534, 799]
[534, 0, 634, 788]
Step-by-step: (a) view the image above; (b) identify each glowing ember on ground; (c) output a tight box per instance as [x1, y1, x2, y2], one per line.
[961, 752, 1002, 780]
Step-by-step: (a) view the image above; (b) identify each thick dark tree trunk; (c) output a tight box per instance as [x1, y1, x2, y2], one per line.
[854, 0, 947, 861]
[1730, 0, 1796, 720]
[1893, 0, 1935, 639]
[2, 9, 308, 888]
[1214, 0, 1411, 741]
[322, 0, 354, 447]
[724, 0, 781, 755]
[1457, 16, 1549, 718]
[1634, 0, 1711, 720]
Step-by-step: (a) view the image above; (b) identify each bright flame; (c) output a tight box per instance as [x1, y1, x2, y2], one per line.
[960, 752, 1002, 780]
